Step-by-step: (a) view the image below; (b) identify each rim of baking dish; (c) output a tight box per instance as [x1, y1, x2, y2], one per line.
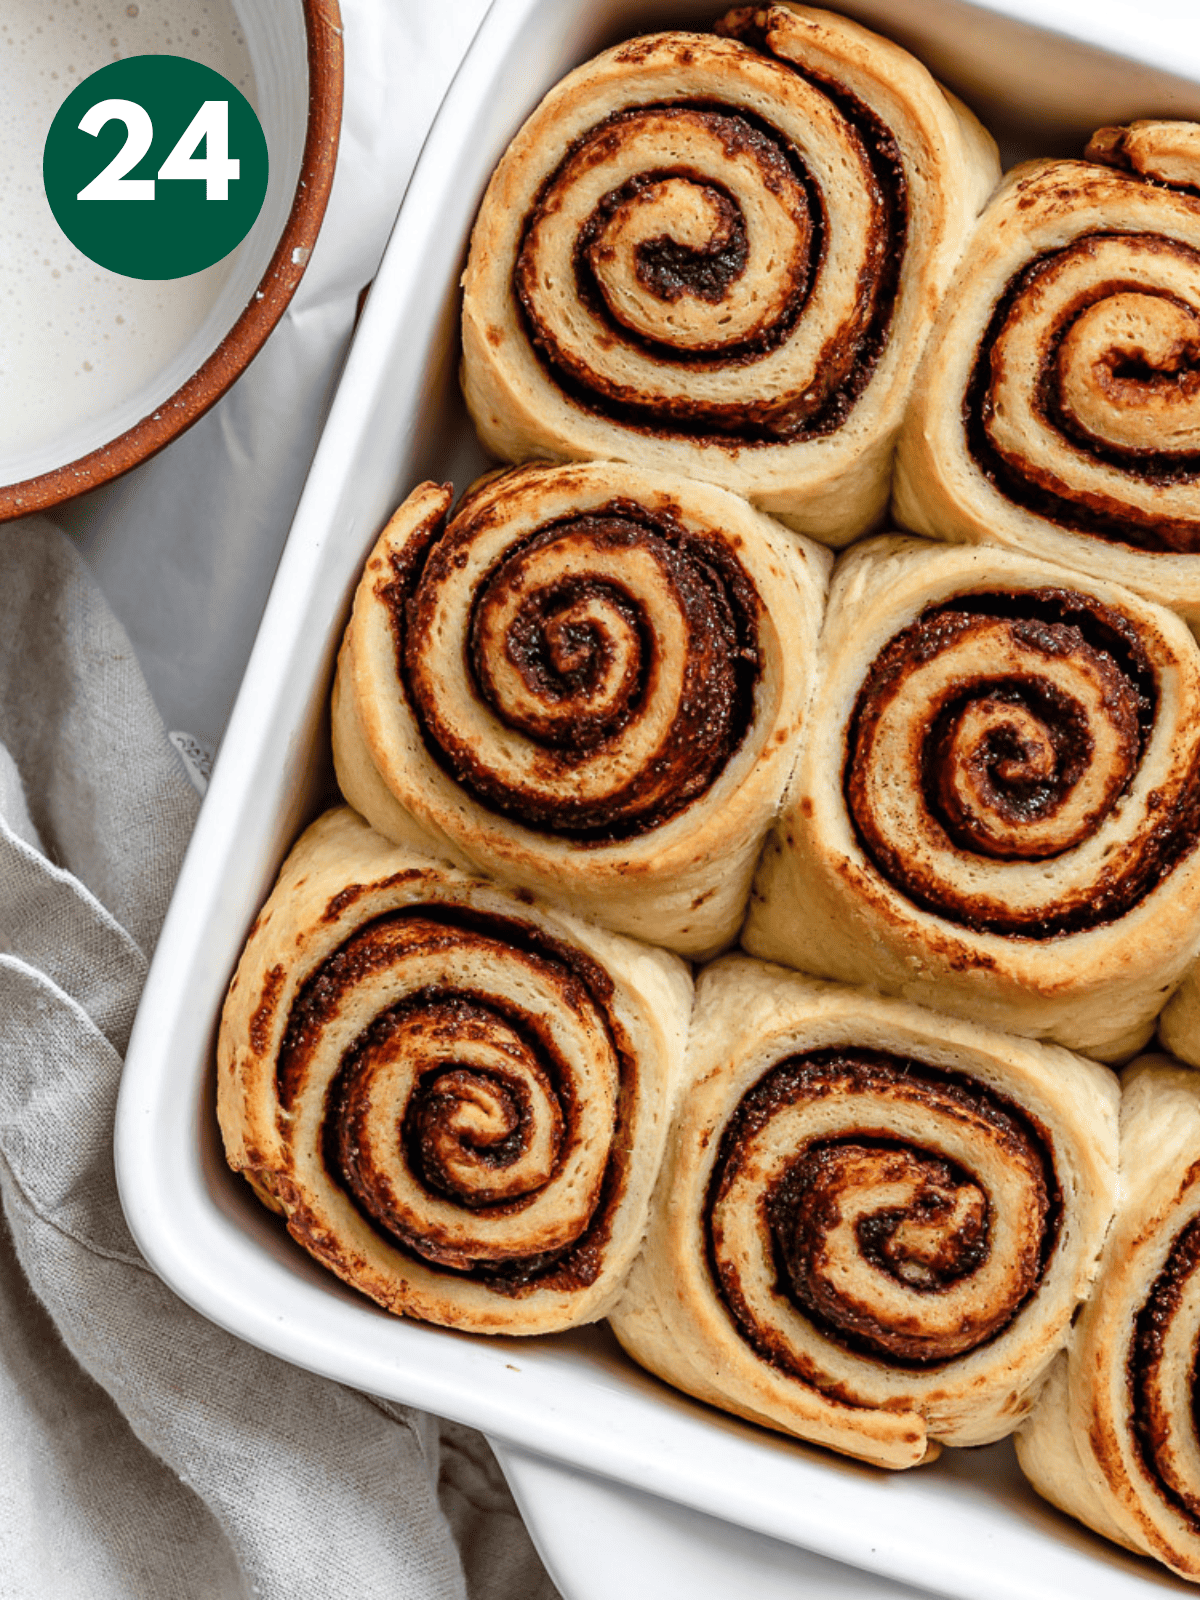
[115, 4, 1200, 1597]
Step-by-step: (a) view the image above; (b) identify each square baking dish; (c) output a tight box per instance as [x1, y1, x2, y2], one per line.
[115, 3, 1200, 1596]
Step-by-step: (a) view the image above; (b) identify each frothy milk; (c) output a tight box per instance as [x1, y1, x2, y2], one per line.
[0, 1, 257, 477]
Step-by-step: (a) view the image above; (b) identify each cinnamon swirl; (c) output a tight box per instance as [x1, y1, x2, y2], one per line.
[742, 537, 1200, 1061]
[610, 958, 1117, 1468]
[216, 807, 692, 1334]
[460, 6, 998, 545]
[1017, 1056, 1200, 1581]
[332, 461, 828, 959]
[895, 121, 1200, 621]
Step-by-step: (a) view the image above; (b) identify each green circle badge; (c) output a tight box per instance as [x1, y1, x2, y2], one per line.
[43, 55, 269, 280]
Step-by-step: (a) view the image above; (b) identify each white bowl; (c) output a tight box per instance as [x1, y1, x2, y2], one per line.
[0, 0, 342, 519]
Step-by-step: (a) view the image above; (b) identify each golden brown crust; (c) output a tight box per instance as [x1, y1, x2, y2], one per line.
[332, 461, 829, 958]
[610, 958, 1118, 1468]
[1017, 1057, 1200, 1580]
[895, 122, 1200, 621]
[461, 5, 998, 544]
[743, 536, 1200, 1061]
[1160, 969, 1200, 1067]
[217, 806, 692, 1335]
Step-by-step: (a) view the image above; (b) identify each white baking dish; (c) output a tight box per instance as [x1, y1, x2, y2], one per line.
[115, 3, 1200, 1597]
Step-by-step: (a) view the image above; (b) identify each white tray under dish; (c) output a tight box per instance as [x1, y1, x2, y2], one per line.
[115, 3, 1200, 1597]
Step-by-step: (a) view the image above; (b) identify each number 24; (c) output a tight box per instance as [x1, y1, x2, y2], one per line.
[77, 99, 239, 201]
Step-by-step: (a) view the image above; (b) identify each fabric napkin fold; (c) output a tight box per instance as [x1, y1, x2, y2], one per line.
[0, 517, 559, 1600]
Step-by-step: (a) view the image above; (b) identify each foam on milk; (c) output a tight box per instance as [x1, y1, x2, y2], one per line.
[0, 1, 257, 478]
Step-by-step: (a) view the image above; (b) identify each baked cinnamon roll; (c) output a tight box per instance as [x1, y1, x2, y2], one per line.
[610, 958, 1117, 1468]
[1017, 1056, 1200, 1581]
[896, 121, 1200, 621]
[217, 807, 692, 1334]
[1160, 964, 1200, 1068]
[743, 537, 1200, 1061]
[332, 461, 827, 959]
[461, 5, 998, 545]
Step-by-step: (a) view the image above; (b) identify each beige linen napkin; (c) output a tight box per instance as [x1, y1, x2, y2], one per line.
[0, 517, 559, 1600]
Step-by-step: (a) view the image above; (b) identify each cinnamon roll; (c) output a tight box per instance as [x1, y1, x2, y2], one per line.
[460, 5, 998, 545]
[895, 121, 1200, 622]
[1160, 963, 1200, 1069]
[1017, 1056, 1200, 1581]
[332, 461, 828, 959]
[610, 958, 1118, 1468]
[216, 807, 692, 1334]
[743, 537, 1200, 1061]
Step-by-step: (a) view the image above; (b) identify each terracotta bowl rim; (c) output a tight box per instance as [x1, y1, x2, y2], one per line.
[0, 0, 345, 524]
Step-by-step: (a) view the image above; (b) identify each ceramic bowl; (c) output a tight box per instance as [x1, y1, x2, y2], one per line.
[0, 0, 342, 520]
